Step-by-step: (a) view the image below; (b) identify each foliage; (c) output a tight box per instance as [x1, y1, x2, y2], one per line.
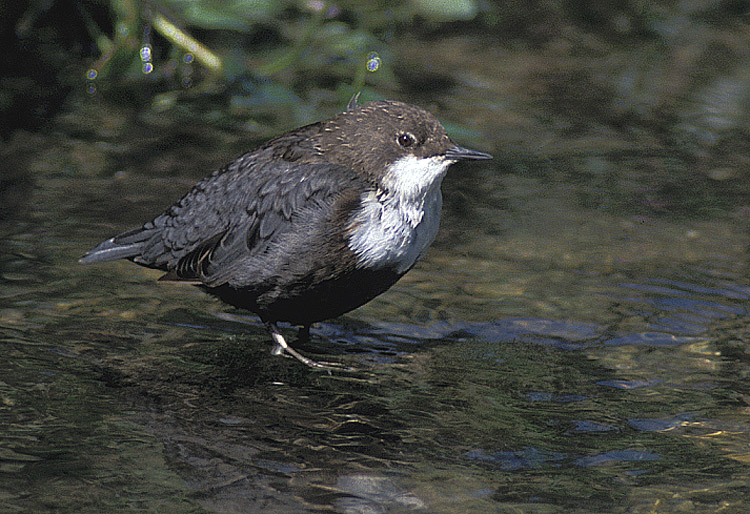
[76, 0, 487, 114]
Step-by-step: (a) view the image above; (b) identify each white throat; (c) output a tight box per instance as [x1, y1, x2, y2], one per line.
[346, 154, 452, 273]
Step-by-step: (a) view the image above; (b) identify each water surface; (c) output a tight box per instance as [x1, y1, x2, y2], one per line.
[2, 43, 749, 514]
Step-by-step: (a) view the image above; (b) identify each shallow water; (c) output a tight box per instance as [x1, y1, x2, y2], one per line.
[2, 49, 750, 514]
[2, 118, 748, 513]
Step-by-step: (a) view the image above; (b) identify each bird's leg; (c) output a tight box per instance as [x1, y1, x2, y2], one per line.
[297, 324, 310, 343]
[269, 323, 285, 356]
[264, 321, 343, 370]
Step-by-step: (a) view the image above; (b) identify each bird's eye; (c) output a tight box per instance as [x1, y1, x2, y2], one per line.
[397, 133, 416, 148]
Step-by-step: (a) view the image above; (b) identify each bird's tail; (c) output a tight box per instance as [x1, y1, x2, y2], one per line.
[79, 227, 150, 264]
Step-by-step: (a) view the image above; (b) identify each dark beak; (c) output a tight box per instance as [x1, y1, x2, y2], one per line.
[445, 143, 493, 161]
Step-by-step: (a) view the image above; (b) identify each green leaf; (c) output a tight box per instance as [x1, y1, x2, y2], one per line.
[412, 0, 480, 21]
[160, 0, 289, 31]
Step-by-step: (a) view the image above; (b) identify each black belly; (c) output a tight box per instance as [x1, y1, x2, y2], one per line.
[203, 266, 403, 325]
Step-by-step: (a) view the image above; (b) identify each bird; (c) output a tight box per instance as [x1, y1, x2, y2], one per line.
[80, 97, 492, 368]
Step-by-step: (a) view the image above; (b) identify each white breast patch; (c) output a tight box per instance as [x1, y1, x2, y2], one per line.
[346, 155, 450, 274]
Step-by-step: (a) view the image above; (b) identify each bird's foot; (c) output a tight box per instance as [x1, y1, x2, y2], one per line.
[265, 322, 354, 371]
[280, 344, 352, 371]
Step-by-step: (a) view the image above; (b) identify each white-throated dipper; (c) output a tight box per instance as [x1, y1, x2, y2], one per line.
[80, 98, 492, 368]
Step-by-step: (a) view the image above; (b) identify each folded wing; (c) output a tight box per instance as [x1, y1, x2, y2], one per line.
[80, 155, 362, 288]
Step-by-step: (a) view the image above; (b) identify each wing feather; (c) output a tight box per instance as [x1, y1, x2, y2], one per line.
[180, 164, 360, 287]
[89, 157, 361, 288]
